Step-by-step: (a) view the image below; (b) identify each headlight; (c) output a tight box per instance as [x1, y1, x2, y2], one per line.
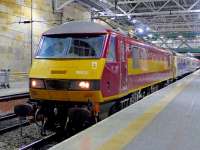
[78, 81, 90, 89]
[69, 80, 99, 91]
[30, 79, 45, 89]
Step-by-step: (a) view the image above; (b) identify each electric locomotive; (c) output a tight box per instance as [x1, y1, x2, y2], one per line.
[17, 21, 198, 134]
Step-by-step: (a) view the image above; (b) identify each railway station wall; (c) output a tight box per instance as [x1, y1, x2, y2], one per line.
[0, 0, 90, 73]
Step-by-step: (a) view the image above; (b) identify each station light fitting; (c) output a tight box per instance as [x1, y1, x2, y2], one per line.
[146, 27, 150, 31]
[127, 15, 131, 20]
[148, 34, 153, 38]
[196, 35, 200, 39]
[187, 52, 193, 57]
[131, 19, 137, 24]
[137, 28, 144, 34]
[167, 39, 173, 43]
[178, 35, 183, 38]
[91, 7, 98, 11]
[99, 0, 107, 2]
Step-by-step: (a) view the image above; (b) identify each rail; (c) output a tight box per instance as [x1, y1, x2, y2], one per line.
[0, 113, 17, 121]
[0, 120, 30, 135]
[0, 92, 29, 102]
[19, 133, 57, 150]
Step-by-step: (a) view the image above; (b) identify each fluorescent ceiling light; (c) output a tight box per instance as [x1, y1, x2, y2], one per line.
[132, 19, 137, 23]
[148, 34, 153, 38]
[137, 28, 144, 33]
[178, 35, 183, 38]
[146, 27, 150, 31]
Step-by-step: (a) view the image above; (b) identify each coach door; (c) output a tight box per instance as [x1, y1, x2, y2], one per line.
[118, 37, 128, 92]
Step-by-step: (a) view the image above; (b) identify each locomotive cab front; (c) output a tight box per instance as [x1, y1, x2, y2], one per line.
[28, 24, 116, 134]
[28, 21, 127, 135]
[24, 21, 178, 135]
[30, 33, 107, 103]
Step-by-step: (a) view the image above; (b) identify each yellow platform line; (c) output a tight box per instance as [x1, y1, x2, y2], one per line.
[97, 73, 197, 150]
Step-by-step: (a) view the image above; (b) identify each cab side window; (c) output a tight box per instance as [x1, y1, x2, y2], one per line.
[107, 36, 116, 61]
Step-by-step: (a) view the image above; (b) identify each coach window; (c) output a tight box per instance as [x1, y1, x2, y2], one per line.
[107, 36, 116, 61]
[120, 40, 126, 62]
[167, 56, 171, 68]
[132, 46, 139, 68]
[141, 48, 147, 60]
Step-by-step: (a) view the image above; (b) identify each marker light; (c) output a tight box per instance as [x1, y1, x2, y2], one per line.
[78, 81, 90, 89]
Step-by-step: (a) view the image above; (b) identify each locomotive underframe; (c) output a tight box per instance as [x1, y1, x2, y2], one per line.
[28, 78, 174, 136]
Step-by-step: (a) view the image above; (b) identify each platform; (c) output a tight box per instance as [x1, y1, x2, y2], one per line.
[50, 70, 200, 150]
[0, 80, 28, 97]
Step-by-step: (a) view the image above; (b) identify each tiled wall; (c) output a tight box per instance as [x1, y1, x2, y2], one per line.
[62, 3, 90, 21]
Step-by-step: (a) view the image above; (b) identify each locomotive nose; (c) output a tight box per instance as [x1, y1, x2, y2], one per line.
[29, 59, 106, 102]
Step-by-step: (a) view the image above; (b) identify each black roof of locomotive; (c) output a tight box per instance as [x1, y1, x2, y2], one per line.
[43, 21, 112, 35]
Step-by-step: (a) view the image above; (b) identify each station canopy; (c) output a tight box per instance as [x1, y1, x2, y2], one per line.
[55, 0, 200, 59]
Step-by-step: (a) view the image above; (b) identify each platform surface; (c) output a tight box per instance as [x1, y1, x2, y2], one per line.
[0, 80, 28, 97]
[50, 70, 200, 150]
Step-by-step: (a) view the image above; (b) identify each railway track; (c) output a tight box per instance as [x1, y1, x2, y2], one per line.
[0, 120, 30, 135]
[0, 113, 30, 135]
[0, 92, 29, 102]
[0, 92, 59, 149]
[0, 92, 30, 135]
[19, 133, 58, 150]
[0, 113, 17, 122]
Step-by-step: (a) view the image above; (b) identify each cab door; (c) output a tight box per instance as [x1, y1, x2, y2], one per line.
[118, 36, 128, 92]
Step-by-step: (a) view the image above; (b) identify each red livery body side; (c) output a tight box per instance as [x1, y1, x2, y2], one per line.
[101, 32, 173, 100]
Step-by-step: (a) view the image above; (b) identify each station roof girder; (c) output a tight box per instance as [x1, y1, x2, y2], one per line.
[55, 0, 200, 54]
